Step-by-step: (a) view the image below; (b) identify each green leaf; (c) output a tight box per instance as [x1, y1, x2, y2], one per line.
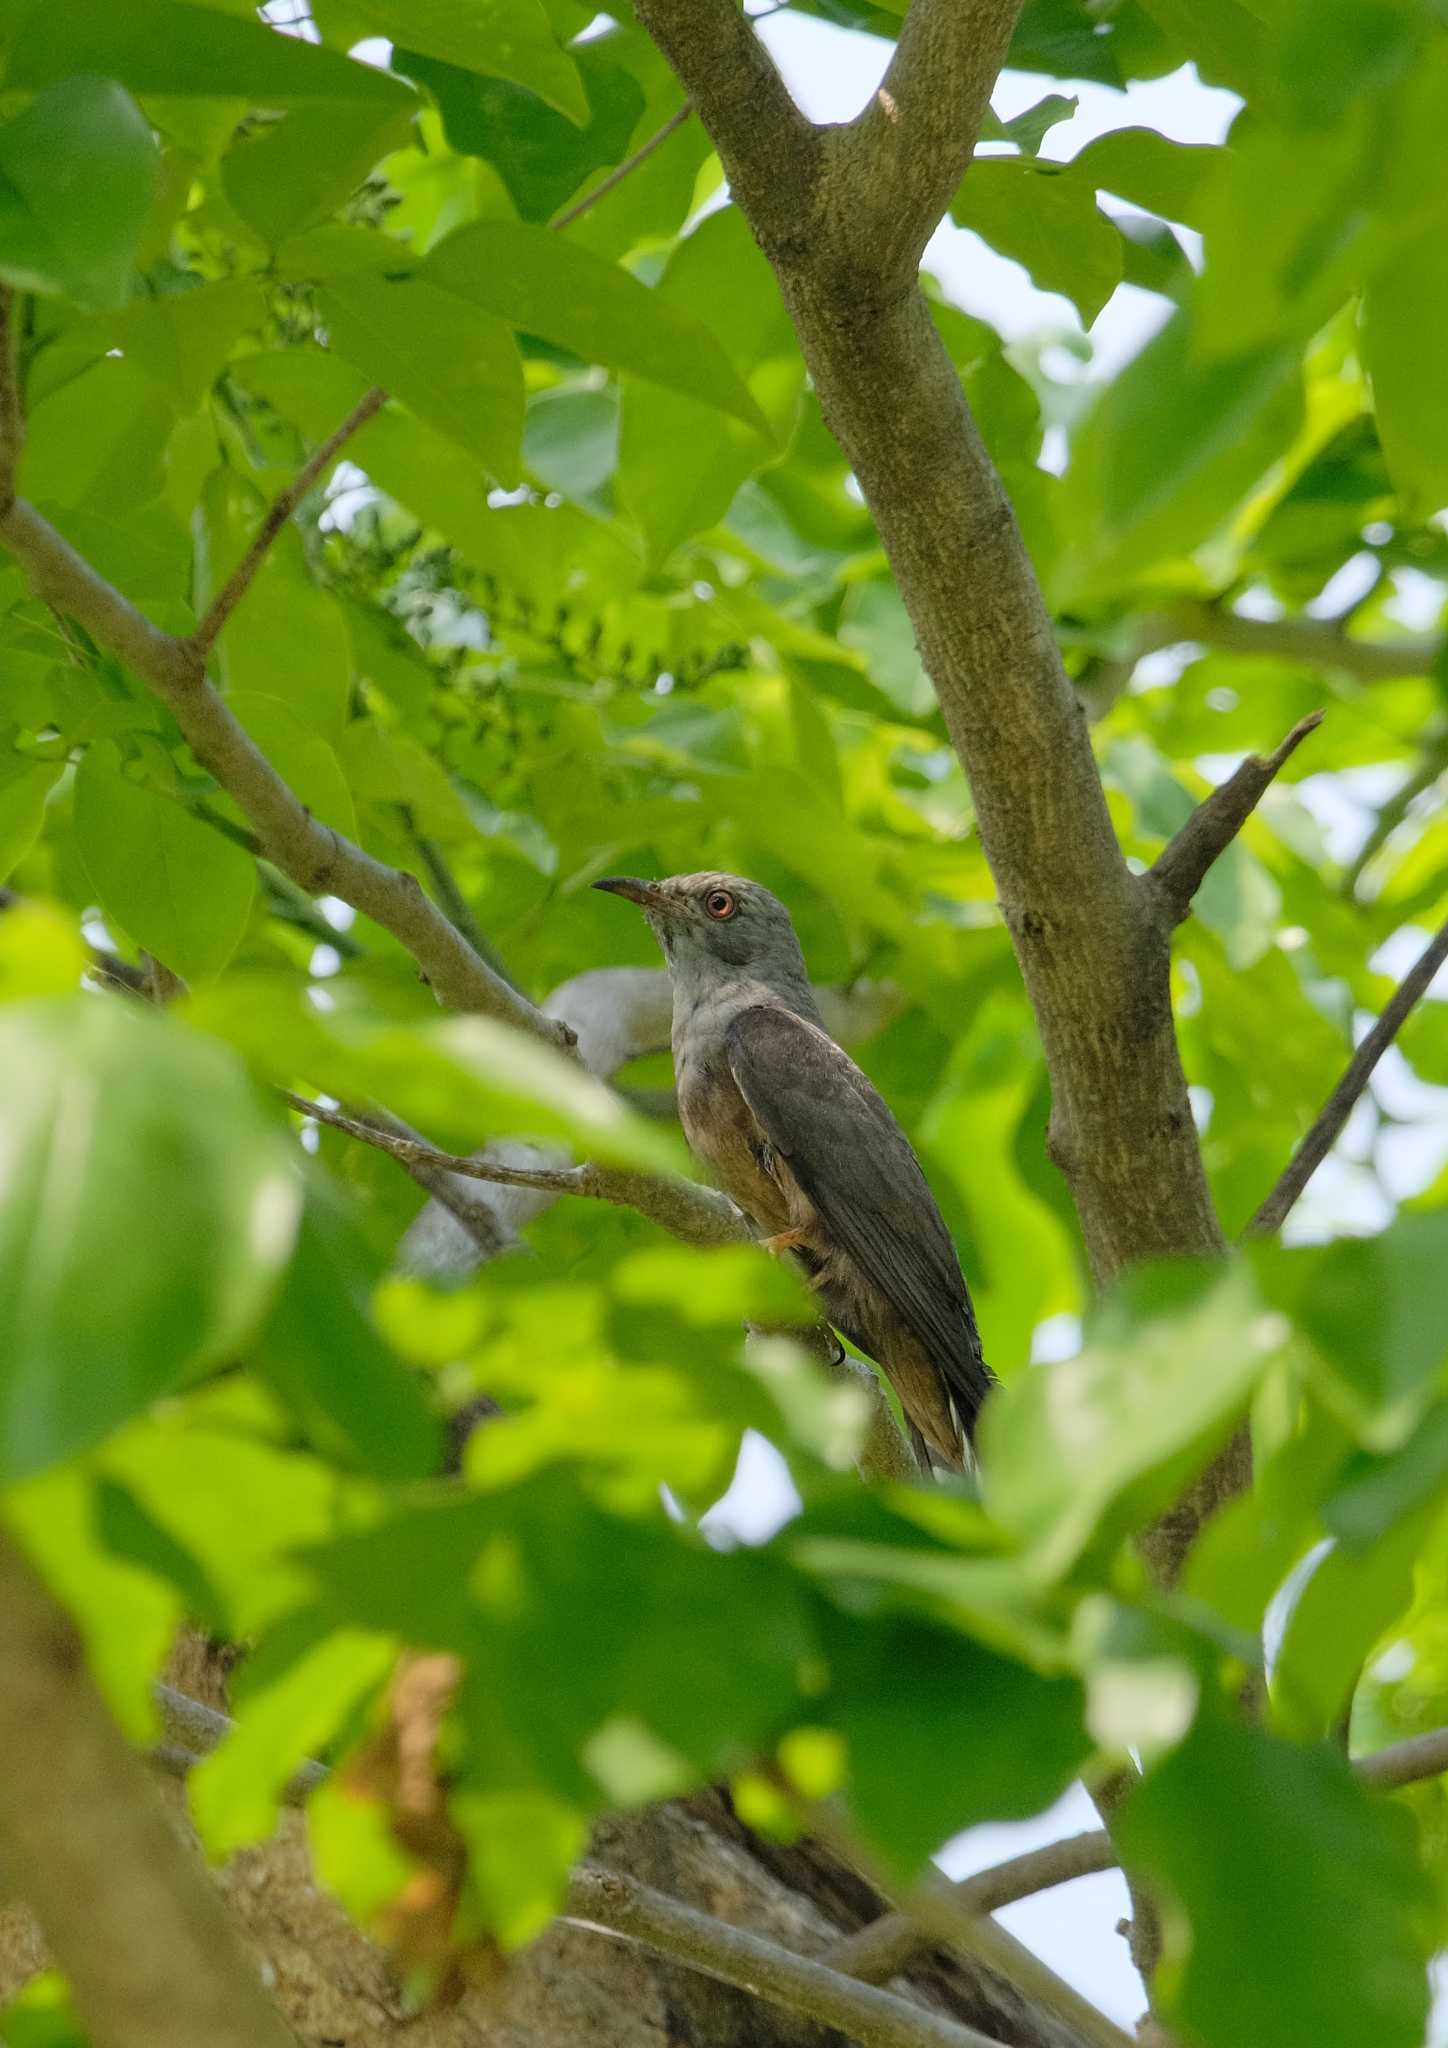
[190, 1627, 395, 1856]
[252, 1181, 443, 1481]
[617, 208, 800, 561]
[991, 92, 1079, 157]
[1119, 1710, 1432, 2048]
[364, 0, 587, 123]
[952, 159, 1122, 325]
[400, 41, 635, 217]
[1362, 223, 1448, 517]
[822, 1609, 1088, 1869]
[3, 0, 413, 102]
[1255, 1214, 1448, 1448]
[1055, 306, 1303, 601]
[222, 101, 412, 247]
[318, 273, 524, 484]
[0, 999, 299, 1481]
[1272, 1498, 1440, 1738]
[422, 222, 771, 433]
[1071, 126, 1226, 230]
[0, 750, 59, 882]
[75, 745, 256, 983]
[981, 1259, 1285, 1578]
[5, 1468, 180, 1734]
[0, 78, 157, 309]
[362, 1011, 687, 1172]
[100, 1384, 373, 1637]
[74, 740, 255, 983]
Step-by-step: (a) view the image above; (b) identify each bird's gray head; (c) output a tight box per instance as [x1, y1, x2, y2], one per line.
[593, 870, 817, 1012]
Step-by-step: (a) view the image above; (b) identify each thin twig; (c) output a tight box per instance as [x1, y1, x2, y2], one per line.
[1248, 913, 1448, 1237]
[191, 384, 385, 652]
[1137, 598, 1442, 687]
[284, 1090, 748, 1246]
[826, 1831, 1118, 1985]
[1150, 711, 1323, 922]
[805, 1801, 1133, 2048]
[565, 1864, 1009, 2048]
[551, 102, 693, 230]
[1342, 736, 1448, 899]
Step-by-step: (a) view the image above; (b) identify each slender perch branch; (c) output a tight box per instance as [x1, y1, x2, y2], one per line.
[564, 1864, 1009, 2048]
[827, 1832, 1119, 1986]
[0, 1534, 296, 2048]
[285, 1091, 751, 1247]
[1248, 912, 1448, 1237]
[192, 385, 385, 652]
[1150, 712, 1323, 923]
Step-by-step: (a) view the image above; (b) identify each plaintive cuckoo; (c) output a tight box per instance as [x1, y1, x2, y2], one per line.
[594, 871, 993, 1471]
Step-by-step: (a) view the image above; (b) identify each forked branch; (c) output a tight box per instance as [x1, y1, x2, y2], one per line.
[1151, 712, 1323, 923]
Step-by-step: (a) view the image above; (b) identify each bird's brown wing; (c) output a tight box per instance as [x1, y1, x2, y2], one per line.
[724, 1004, 992, 1436]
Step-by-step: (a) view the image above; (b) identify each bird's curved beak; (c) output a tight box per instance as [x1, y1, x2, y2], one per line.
[593, 876, 667, 911]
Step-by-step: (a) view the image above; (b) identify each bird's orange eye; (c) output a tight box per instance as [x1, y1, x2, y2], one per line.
[704, 888, 736, 920]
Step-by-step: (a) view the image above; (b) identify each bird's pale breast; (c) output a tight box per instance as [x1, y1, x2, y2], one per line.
[676, 1044, 795, 1236]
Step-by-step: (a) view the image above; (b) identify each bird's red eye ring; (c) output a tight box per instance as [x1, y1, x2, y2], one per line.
[704, 888, 737, 920]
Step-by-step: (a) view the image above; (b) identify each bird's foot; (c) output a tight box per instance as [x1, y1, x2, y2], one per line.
[761, 1228, 808, 1257]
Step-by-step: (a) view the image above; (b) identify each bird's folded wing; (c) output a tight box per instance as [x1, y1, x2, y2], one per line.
[724, 1004, 990, 1416]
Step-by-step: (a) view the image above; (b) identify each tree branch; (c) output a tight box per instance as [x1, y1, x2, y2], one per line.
[1343, 734, 1448, 898]
[826, 1832, 1119, 1986]
[630, 0, 820, 257]
[192, 385, 385, 653]
[564, 1863, 1010, 2048]
[1150, 712, 1323, 924]
[0, 498, 565, 1040]
[1139, 598, 1442, 686]
[0, 1533, 296, 2048]
[551, 102, 693, 230]
[1247, 912, 1448, 1237]
[835, 0, 1025, 285]
[285, 1091, 751, 1247]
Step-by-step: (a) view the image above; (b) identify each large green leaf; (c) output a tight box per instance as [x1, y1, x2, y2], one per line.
[318, 272, 524, 484]
[1071, 126, 1226, 230]
[0, 751, 60, 882]
[2, 0, 413, 102]
[399, 40, 635, 217]
[617, 208, 800, 562]
[952, 159, 1122, 325]
[1055, 305, 1304, 600]
[1362, 222, 1448, 517]
[1255, 1214, 1448, 1449]
[0, 78, 157, 309]
[252, 1181, 443, 1482]
[821, 1607, 1088, 1869]
[74, 740, 256, 983]
[981, 1259, 1284, 1577]
[1119, 1711, 1432, 2048]
[0, 999, 299, 1480]
[422, 222, 770, 433]
[222, 101, 412, 248]
[361, 0, 587, 122]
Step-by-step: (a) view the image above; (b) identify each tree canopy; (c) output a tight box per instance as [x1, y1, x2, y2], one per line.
[1, 2, 1447, 2046]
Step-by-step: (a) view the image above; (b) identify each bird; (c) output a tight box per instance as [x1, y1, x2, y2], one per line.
[593, 870, 993, 1473]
